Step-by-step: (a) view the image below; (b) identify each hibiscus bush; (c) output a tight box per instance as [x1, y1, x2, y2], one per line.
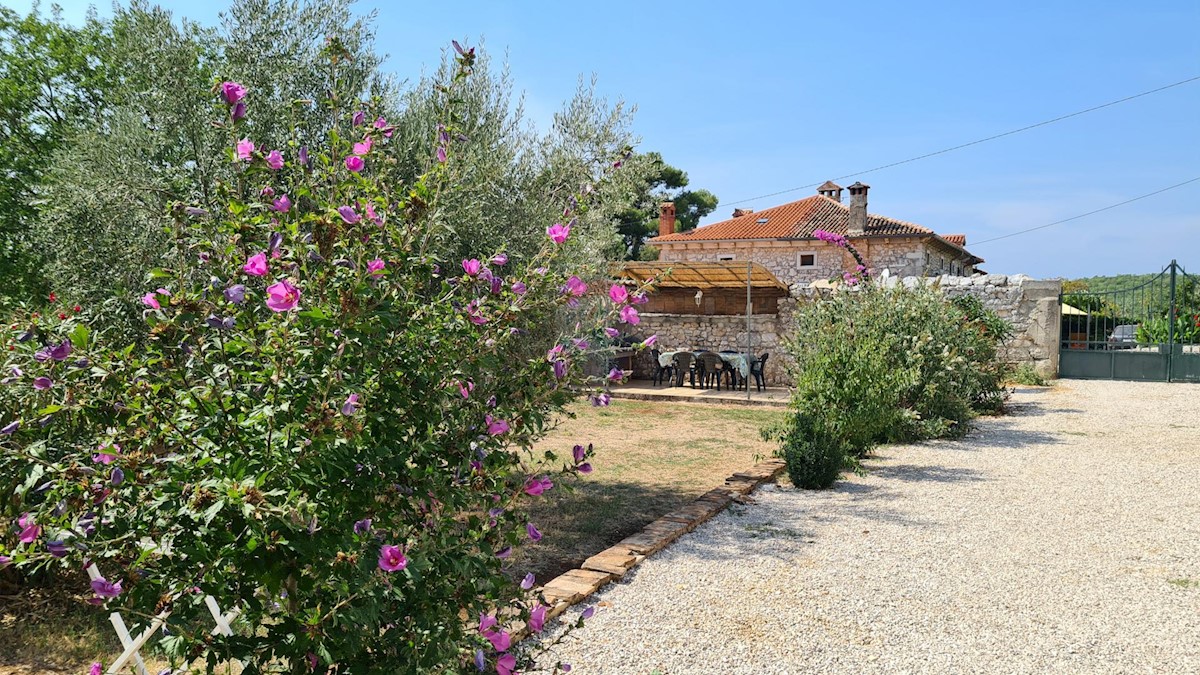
[0, 42, 649, 673]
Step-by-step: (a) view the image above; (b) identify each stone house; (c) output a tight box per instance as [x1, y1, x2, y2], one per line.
[618, 182, 990, 385]
[647, 181, 984, 293]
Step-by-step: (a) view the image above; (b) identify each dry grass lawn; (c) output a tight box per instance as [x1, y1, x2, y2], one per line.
[516, 399, 785, 582]
[0, 398, 784, 673]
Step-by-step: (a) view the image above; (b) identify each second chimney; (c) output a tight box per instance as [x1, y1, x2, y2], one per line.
[659, 202, 676, 237]
[847, 182, 869, 237]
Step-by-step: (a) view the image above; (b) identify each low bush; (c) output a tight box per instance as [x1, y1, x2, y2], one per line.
[777, 282, 1010, 489]
[1010, 363, 1049, 386]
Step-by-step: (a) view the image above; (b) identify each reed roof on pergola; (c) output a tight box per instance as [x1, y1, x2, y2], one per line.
[612, 261, 788, 291]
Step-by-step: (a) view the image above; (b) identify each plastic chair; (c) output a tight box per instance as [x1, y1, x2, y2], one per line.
[651, 349, 674, 386]
[697, 352, 725, 390]
[750, 352, 769, 392]
[671, 351, 696, 388]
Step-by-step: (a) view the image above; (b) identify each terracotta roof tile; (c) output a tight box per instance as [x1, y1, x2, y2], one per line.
[943, 234, 967, 246]
[649, 195, 935, 243]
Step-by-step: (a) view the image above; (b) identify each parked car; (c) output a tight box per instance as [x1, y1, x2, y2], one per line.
[1107, 324, 1139, 349]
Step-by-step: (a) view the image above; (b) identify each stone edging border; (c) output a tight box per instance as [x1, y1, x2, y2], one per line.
[511, 457, 788, 638]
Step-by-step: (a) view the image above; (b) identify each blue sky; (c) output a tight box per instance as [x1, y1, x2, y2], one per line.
[10, 0, 1200, 278]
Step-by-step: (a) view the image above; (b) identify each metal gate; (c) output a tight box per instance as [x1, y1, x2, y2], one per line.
[1059, 260, 1200, 382]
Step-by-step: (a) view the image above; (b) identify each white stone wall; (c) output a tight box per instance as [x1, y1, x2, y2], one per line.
[656, 237, 957, 291]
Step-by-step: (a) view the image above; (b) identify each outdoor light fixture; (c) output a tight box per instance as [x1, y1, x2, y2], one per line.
[694, 290, 703, 306]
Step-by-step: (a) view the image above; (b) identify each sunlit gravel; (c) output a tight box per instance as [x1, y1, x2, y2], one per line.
[530, 380, 1200, 674]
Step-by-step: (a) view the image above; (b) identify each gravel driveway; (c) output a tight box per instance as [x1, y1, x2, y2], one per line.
[531, 380, 1200, 674]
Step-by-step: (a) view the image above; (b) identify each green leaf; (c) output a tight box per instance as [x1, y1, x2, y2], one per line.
[70, 323, 91, 348]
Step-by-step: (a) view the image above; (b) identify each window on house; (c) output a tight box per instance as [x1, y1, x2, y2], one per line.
[797, 252, 816, 267]
[716, 253, 735, 262]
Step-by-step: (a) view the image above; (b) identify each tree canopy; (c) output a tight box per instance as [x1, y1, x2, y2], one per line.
[615, 151, 718, 260]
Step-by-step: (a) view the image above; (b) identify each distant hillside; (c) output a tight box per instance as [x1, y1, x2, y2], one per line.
[1066, 273, 1161, 294]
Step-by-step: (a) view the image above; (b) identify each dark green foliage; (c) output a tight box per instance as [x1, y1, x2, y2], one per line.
[614, 151, 718, 260]
[0, 4, 109, 307]
[775, 284, 1011, 489]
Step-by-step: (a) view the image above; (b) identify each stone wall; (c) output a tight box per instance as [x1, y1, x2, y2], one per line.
[631, 310, 793, 386]
[630, 273, 1063, 386]
[656, 236, 970, 291]
[889, 274, 1063, 376]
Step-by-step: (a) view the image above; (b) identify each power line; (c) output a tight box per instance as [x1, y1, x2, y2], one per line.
[724, 75, 1200, 207]
[971, 176, 1200, 246]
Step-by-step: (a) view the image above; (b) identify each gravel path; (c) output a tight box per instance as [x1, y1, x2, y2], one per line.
[530, 380, 1200, 674]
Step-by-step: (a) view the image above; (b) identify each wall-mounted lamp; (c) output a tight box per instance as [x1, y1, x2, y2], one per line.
[694, 290, 703, 307]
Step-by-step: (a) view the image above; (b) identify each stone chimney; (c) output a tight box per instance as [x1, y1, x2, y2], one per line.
[847, 182, 869, 237]
[659, 202, 676, 237]
[732, 208, 755, 218]
[817, 180, 843, 203]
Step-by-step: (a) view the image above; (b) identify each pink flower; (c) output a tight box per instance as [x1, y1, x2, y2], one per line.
[89, 662, 102, 675]
[462, 259, 482, 276]
[529, 603, 547, 633]
[632, 292, 649, 305]
[607, 368, 624, 383]
[608, 284, 629, 304]
[236, 139, 255, 161]
[378, 544, 407, 572]
[578, 462, 593, 473]
[490, 253, 508, 266]
[485, 629, 511, 652]
[520, 573, 535, 590]
[219, 81, 246, 105]
[367, 258, 385, 277]
[604, 327, 620, 338]
[341, 394, 360, 416]
[436, 146, 447, 163]
[353, 138, 372, 155]
[496, 654, 516, 675]
[337, 205, 361, 224]
[546, 222, 570, 244]
[344, 155, 364, 172]
[478, 613, 498, 634]
[619, 305, 640, 325]
[459, 380, 474, 399]
[231, 101, 245, 122]
[365, 202, 383, 225]
[32, 377, 52, 391]
[243, 252, 268, 276]
[265, 150, 284, 170]
[563, 276, 586, 297]
[524, 475, 554, 496]
[485, 415, 509, 436]
[641, 334, 658, 347]
[90, 577, 122, 599]
[272, 194, 291, 212]
[141, 292, 161, 309]
[511, 281, 527, 295]
[813, 229, 849, 247]
[526, 522, 542, 541]
[93, 443, 120, 464]
[264, 280, 301, 312]
[18, 513, 40, 543]
[373, 116, 387, 129]
[466, 301, 487, 325]
[352, 110, 366, 126]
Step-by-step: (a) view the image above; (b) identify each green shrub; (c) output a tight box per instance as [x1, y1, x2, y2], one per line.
[1010, 363, 1049, 386]
[773, 414, 853, 490]
[777, 283, 1011, 488]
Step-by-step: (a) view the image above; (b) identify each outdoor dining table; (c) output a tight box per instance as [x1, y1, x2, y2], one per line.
[658, 350, 752, 378]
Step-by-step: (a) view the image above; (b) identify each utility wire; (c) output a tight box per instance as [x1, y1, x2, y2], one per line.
[971, 176, 1200, 246]
[724, 75, 1200, 207]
